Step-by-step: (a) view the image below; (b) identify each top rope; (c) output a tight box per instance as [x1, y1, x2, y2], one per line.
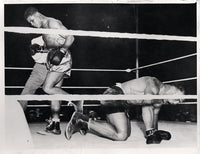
[4, 27, 197, 42]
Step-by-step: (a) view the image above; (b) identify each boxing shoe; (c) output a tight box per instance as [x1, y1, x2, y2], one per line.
[65, 111, 89, 140]
[145, 129, 162, 144]
[45, 119, 54, 132]
[154, 130, 171, 140]
[78, 111, 97, 136]
[65, 104, 87, 136]
[45, 119, 61, 135]
[146, 133, 162, 144]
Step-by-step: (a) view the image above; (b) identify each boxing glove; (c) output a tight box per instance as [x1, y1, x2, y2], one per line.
[29, 44, 45, 56]
[47, 47, 67, 66]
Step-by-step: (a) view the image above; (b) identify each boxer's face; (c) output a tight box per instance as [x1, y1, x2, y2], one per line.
[27, 15, 41, 28]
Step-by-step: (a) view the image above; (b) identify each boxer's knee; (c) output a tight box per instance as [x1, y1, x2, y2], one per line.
[43, 83, 53, 94]
[114, 131, 129, 141]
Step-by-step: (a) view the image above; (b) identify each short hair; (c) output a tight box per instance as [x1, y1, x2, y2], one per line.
[171, 83, 185, 94]
[24, 7, 38, 19]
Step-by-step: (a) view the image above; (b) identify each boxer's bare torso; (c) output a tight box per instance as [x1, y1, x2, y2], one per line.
[119, 76, 162, 104]
[41, 17, 66, 48]
[121, 76, 162, 95]
[118, 76, 183, 104]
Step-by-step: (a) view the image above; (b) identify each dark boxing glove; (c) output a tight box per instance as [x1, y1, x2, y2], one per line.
[47, 47, 67, 66]
[29, 44, 45, 56]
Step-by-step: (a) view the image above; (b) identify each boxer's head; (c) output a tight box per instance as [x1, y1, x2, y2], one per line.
[164, 84, 185, 104]
[24, 7, 42, 28]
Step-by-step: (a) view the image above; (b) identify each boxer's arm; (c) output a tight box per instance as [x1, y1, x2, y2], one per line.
[143, 86, 160, 105]
[30, 36, 47, 55]
[48, 20, 75, 49]
[31, 36, 44, 46]
[30, 36, 48, 63]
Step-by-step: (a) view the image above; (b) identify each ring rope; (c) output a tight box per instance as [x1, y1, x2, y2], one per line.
[5, 67, 129, 72]
[3, 0, 197, 4]
[4, 76, 197, 89]
[163, 77, 197, 84]
[4, 27, 197, 42]
[5, 53, 196, 73]
[6, 94, 197, 101]
[27, 104, 100, 107]
[26, 101, 197, 108]
[72, 68, 128, 72]
[5, 86, 109, 89]
[129, 53, 196, 72]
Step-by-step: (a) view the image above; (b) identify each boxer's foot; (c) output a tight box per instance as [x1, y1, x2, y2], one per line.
[154, 130, 171, 140]
[46, 119, 61, 135]
[65, 111, 89, 140]
[145, 129, 162, 144]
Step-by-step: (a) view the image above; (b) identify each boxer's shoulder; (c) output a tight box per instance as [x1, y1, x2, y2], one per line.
[45, 17, 62, 29]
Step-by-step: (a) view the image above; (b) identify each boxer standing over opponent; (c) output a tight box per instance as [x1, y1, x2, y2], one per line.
[24, 7, 75, 135]
[65, 76, 184, 144]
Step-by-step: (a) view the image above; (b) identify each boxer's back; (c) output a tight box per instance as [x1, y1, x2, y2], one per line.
[121, 76, 162, 95]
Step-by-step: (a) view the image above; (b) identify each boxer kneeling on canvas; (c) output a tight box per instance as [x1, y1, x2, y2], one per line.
[65, 76, 184, 144]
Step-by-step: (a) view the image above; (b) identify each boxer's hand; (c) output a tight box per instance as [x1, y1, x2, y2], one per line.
[47, 47, 67, 66]
[29, 44, 44, 56]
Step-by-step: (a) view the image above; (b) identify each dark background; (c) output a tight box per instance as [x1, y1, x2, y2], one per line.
[4, 4, 197, 122]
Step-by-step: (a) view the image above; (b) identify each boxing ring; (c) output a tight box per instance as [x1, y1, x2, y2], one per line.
[3, 4, 198, 152]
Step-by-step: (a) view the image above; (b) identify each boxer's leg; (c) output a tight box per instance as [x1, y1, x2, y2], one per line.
[88, 86, 130, 141]
[19, 63, 47, 111]
[153, 104, 171, 140]
[142, 105, 162, 144]
[142, 105, 154, 130]
[90, 112, 130, 141]
[51, 79, 64, 121]
[65, 86, 130, 140]
[43, 71, 69, 95]
[65, 111, 131, 141]
[46, 78, 65, 135]
[152, 103, 162, 129]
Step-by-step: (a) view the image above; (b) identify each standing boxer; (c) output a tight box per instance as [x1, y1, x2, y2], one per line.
[24, 7, 75, 135]
[65, 76, 184, 144]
